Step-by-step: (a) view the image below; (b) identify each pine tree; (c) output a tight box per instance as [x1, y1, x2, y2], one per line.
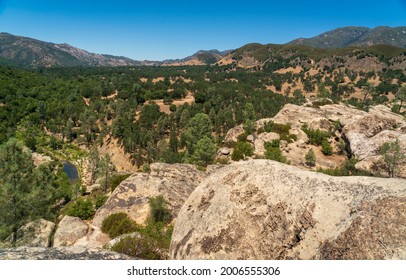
[305, 148, 316, 166]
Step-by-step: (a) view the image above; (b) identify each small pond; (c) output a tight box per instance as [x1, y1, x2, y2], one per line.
[62, 161, 79, 184]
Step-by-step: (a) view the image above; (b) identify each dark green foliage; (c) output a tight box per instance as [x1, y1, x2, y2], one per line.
[148, 196, 172, 224]
[317, 158, 374, 177]
[108, 196, 173, 259]
[321, 139, 333, 155]
[379, 140, 405, 178]
[264, 142, 288, 163]
[110, 233, 161, 260]
[110, 173, 131, 192]
[0, 139, 58, 244]
[191, 136, 217, 166]
[65, 199, 95, 220]
[302, 124, 330, 146]
[231, 141, 254, 161]
[101, 212, 139, 239]
[95, 195, 108, 210]
[305, 149, 316, 166]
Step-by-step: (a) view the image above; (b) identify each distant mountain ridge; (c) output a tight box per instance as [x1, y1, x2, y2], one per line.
[288, 26, 406, 49]
[0, 32, 140, 67]
[0, 26, 405, 68]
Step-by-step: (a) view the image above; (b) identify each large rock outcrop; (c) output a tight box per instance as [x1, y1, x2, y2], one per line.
[74, 163, 206, 249]
[0, 246, 131, 260]
[2, 219, 55, 248]
[221, 103, 406, 177]
[170, 160, 406, 260]
[92, 163, 206, 227]
[53, 216, 89, 247]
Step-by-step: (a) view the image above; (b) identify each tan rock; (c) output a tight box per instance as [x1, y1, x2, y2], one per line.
[170, 160, 406, 260]
[4, 219, 55, 247]
[53, 216, 89, 247]
[224, 124, 244, 143]
[92, 163, 206, 227]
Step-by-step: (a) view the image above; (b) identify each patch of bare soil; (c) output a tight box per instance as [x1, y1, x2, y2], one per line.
[99, 136, 136, 173]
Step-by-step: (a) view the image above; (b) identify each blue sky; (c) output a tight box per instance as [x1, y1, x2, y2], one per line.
[0, 0, 405, 60]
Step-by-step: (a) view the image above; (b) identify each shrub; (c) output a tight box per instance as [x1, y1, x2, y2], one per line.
[111, 234, 161, 260]
[305, 149, 316, 166]
[148, 196, 172, 224]
[237, 132, 248, 142]
[65, 199, 94, 220]
[110, 173, 131, 192]
[231, 141, 254, 161]
[101, 212, 139, 239]
[321, 139, 333, 155]
[95, 195, 108, 209]
[302, 124, 330, 146]
[264, 142, 288, 164]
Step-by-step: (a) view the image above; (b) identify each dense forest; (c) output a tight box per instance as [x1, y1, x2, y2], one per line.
[0, 50, 405, 245]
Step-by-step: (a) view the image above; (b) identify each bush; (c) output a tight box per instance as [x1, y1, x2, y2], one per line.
[302, 124, 330, 146]
[111, 234, 161, 260]
[264, 142, 288, 164]
[305, 149, 316, 166]
[65, 199, 94, 220]
[101, 212, 139, 239]
[95, 195, 108, 209]
[321, 139, 333, 155]
[148, 196, 172, 224]
[231, 141, 253, 161]
[110, 173, 131, 192]
[237, 132, 248, 142]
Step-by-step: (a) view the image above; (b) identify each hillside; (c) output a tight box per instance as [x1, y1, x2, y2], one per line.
[0, 32, 142, 67]
[0, 33, 230, 68]
[288, 26, 406, 49]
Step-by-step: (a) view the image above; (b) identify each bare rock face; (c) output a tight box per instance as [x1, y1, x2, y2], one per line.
[0, 246, 131, 260]
[3, 219, 55, 248]
[231, 103, 406, 177]
[53, 216, 89, 247]
[170, 160, 406, 260]
[92, 163, 206, 227]
[224, 124, 244, 143]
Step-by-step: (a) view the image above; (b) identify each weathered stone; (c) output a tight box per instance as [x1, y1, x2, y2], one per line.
[106, 232, 141, 249]
[246, 135, 254, 142]
[309, 117, 331, 132]
[4, 219, 55, 248]
[296, 139, 306, 148]
[227, 103, 406, 177]
[93, 163, 206, 227]
[53, 216, 89, 247]
[170, 160, 406, 260]
[218, 147, 231, 156]
[224, 124, 244, 143]
[0, 246, 131, 260]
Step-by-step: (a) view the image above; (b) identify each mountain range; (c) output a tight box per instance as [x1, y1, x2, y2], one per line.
[0, 26, 405, 68]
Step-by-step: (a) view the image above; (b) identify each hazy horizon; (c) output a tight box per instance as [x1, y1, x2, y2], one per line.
[0, 0, 405, 60]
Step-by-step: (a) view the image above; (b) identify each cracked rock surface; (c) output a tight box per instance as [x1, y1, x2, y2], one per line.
[170, 160, 406, 260]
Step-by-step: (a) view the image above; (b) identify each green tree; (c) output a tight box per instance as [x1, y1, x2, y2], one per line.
[321, 139, 333, 155]
[0, 139, 52, 245]
[379, 140, 405, 178]
[243, 103, 256, 134]
[97, 154, 115, 192]
[305, 148, 316, 166]
[191, 136, 216, 166]
[232, 141, 254, 161]
[396, 86, 406, 113]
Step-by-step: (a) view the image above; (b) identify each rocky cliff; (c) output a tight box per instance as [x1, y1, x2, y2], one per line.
[0, 246, 131, 260]
[170, 160, 406, 260]
[222, 103, 406, 177]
